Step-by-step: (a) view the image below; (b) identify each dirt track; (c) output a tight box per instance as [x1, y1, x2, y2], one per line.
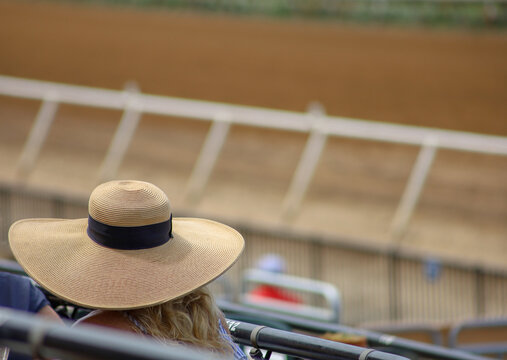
[0, 1, 506, 268]
[1, 1, 507, 134]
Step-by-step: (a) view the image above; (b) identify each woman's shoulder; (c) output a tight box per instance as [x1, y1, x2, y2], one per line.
[73, 310, 134, 333]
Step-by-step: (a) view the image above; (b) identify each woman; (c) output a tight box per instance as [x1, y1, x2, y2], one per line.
[9, 180, 246, 359]
[74, 286, 242, 357]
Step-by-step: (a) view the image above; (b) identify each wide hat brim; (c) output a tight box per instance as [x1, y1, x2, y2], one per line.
[9, 217, 244, 310]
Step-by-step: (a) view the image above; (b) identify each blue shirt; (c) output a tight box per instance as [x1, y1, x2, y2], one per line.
[0, 272, 51, 360]
[0, 272, 49, 312]
[219, 319, 248, 360]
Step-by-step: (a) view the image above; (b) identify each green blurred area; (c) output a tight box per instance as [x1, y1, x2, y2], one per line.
[53, 0, 507, 28]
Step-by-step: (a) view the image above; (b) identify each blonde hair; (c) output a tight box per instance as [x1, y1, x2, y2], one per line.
[125, 286, 232, 354]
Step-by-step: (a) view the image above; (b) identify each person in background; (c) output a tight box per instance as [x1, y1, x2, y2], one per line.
[248, 254, 302, 304]
[0, 271, 63, 360]
[8, 180, 246, 359]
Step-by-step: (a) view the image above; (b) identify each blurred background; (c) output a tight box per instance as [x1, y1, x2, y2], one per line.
[0, 0, 506, 341]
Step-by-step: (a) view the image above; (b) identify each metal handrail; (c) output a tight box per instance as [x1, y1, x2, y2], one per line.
[1, 75, 506, 154]
[226, 319, 409, 360]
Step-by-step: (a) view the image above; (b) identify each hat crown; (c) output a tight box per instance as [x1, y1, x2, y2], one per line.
[88, 180, 171, 227]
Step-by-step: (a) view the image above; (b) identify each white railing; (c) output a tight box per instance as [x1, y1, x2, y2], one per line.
[1, 75, 506, 240]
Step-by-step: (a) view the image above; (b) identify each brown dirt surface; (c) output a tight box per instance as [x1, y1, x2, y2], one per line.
[0, 1, 506, 269]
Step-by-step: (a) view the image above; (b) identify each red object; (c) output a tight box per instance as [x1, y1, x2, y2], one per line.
[249, 285, 303, 304]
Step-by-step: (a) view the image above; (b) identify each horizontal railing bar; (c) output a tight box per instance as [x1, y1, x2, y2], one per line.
[0, 76, 126, 110]
[1, 75, 506, 156]
[0, 75, 310, 132]
[323, 120, 507, 155]
[140, 93, 311, 132]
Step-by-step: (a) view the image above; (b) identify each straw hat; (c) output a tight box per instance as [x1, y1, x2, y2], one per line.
[8, 180, 244, 310]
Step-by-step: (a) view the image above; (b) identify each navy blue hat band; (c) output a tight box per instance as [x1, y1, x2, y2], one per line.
[87, 214, 173, 250]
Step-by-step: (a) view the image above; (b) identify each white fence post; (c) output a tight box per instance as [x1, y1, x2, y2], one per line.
[16, 93, 59, 179]
[183, 113, 231, 205]
[390, 137, 439, 242]
[97, 83, 142, 183]
[282, 103, 328, 220]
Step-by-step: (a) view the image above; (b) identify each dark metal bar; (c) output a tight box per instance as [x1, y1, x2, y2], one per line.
[219, 300, 491, 360]
[225, 319, 408, 360]
[0, 308, 225, 360]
